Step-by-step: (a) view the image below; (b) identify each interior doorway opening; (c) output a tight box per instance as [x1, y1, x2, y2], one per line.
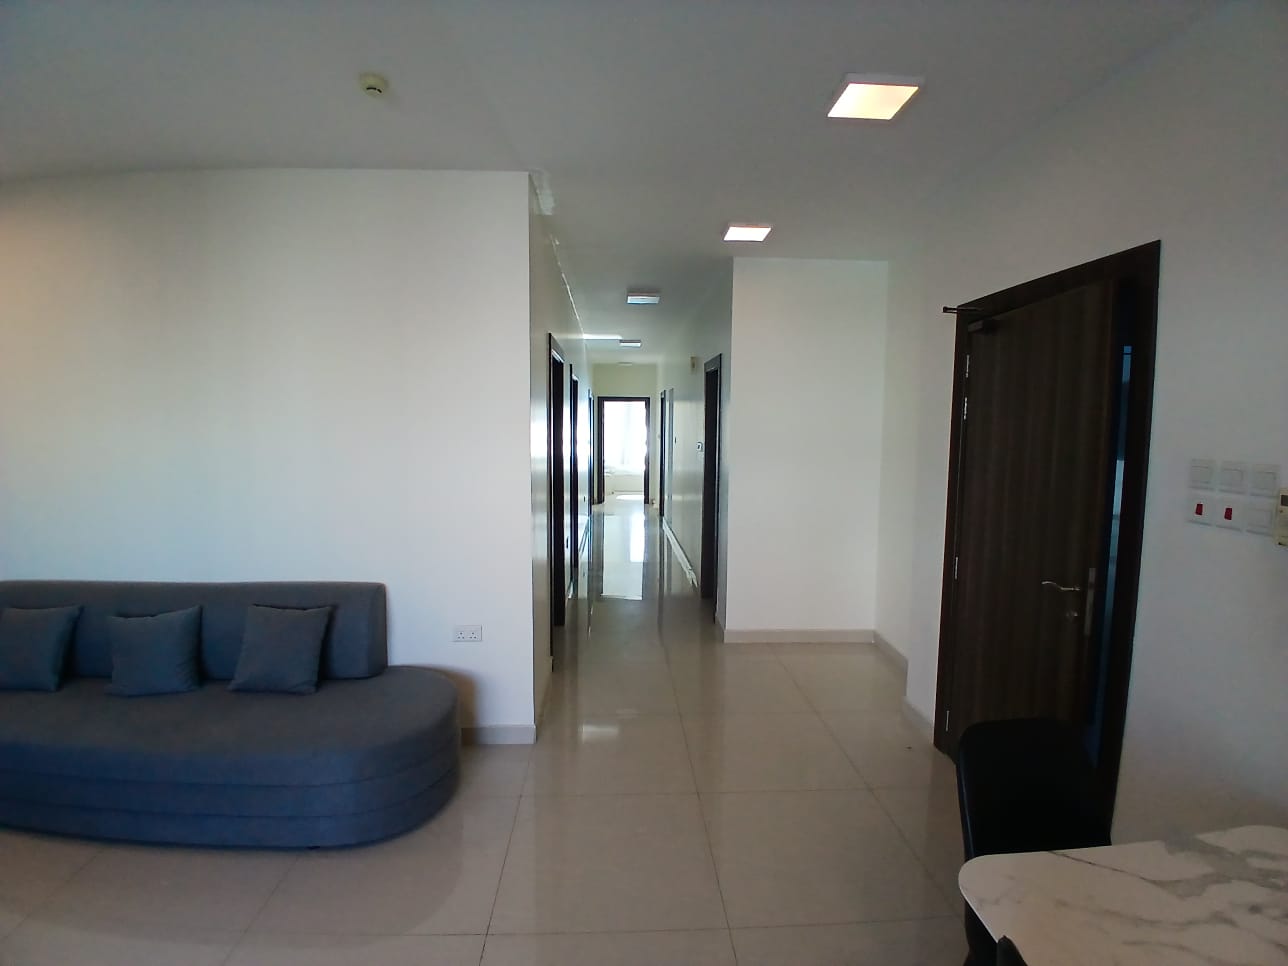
[596, 396, 651, 507]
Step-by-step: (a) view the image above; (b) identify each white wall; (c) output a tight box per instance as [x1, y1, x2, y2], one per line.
[0, 168, 538, 732]
[878, 0, 1288, 838]
[529, 190, 589, 724]
[724, 259, 888, 636]
[657, 265, 733, 621]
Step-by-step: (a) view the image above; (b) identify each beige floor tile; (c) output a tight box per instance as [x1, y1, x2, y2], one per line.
[489, 794, 726, 934]
[458, 745, 532, 799]
[873, 783, 965, 899]
[0, 830, 100, 922]
[525, 714, 695, 796]
[1, 919, 237, 966]
[37, 843, 293, 932]
[227, 934, 484, 965]
[770, 642, 885, 658]
[778, 653, 904, 712]
[248, 796, 518, 935]
[731, 918, 966, 966]
[541, 662, 678, 718]
[669, 658, 812, 714]
[481, 929, 736, 965]
[682, 713, 863, 792]
[702, 790, 953, 928]
[821, 710, 956, 788]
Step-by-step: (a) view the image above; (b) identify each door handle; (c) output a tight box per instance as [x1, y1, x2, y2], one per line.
[1041, 580, 1083, 621]
[1040, 580, 1082, 593]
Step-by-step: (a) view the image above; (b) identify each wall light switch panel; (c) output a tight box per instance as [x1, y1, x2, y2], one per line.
[1189, 458, 1216, 490]
[1187, 490, 1213, 525]
[1245, 502, 1274, 535]
[1249, 464, 1280, 498]
[1213, 499, 1244, 531]
[1218, 461, 1249, 494]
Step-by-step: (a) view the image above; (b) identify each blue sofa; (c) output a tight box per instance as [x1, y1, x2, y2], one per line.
[0, 580, 459, 848]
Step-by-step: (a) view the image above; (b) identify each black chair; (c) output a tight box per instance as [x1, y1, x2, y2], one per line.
[995, 936, 1029, 966]
[956, 718, 1111, 965]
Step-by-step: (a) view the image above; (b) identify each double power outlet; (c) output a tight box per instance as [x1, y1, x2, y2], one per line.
[451, 624, 483, 643]
[1187, 459, 1279, 534]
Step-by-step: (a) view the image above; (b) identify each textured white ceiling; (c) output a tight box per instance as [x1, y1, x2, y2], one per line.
[0, 0, 1221, 359]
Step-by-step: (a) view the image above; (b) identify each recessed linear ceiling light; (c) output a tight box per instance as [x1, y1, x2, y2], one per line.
[626, 291, 661, 305]
[582, 334, 623, 340]
[619, 339, 643, 348]
[827, 74, 922, 120]
[724, 223, 773, 243]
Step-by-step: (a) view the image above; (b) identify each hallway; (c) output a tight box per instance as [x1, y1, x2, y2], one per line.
[492, 497, 968, 962]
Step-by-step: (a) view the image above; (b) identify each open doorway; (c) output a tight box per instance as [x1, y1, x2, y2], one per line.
[595, 396, 651, 510]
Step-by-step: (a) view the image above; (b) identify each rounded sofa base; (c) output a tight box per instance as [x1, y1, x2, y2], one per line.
[0, 764, 459, 849]
[0, 666, 461, 849]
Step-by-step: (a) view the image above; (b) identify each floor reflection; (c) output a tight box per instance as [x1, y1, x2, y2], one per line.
[593, 495, 647, 600]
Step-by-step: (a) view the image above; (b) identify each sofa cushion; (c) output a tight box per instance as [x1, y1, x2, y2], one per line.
[0, 606, 82, 692]
[106, 606, 202, 696]
[229, 605, 331, 694]
[0, 667, 458, 787]
[0, 582, 387, 681]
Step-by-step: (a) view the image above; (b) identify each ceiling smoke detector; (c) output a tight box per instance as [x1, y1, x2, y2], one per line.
[360, 73, 389, 97]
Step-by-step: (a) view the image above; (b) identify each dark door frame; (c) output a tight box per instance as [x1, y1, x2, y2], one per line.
[595, 395, 651, 505]
[569, 373, 580, 569]
[933, 241, 1160, 813]
[700, 355, 723, 601]
[657, 390, 668, 519]
[548, 334, 569, 630]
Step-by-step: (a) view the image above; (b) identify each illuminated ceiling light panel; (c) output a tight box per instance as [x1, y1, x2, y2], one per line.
[619, 339, 643, 348]
[724, 223, 773, 242]
[626, 291, 661, 305]
[582, 333, 623, 340]
[827, 74, 922, 120]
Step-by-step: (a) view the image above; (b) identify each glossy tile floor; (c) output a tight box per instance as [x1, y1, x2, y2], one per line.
[0, 499, 967, 964]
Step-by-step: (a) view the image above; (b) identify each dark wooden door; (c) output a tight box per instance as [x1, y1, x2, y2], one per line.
[943, 282, 1117, 749]
[700, 357, 722, 601]
[549, 346, 567, 629]
[658, 390, 667, 519]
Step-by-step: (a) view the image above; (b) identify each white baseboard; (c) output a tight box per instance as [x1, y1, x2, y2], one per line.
[462, 725, 536, 746]
[720, 628, 876, 645]
[901, 697, 935, 741]
[872, 630, 909, 677]
[661, 519, 698, 589]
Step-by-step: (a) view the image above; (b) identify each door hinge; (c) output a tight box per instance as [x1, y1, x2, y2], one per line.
[945, 708, 951, 731]
[961, 397, 968, 421]
[953, 556, 959, 580]
[964, 354, 970, 379]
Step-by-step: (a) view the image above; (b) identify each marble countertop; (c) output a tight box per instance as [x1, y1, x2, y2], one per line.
[959, 825, 1288, 965]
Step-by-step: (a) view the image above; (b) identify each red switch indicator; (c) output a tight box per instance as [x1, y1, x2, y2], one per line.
[1224, 507, 1234, 521]
[1195, 502, 1204, 516]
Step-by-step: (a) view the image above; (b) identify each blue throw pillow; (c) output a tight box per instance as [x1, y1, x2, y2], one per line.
[228, 604, 331, 694]
[106, 606, 202, 696]
[0, 605, 82, 691]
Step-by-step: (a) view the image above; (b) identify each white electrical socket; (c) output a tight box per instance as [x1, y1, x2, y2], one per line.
[1212, 499, 1244, 531]
[452, 624, 483, 643]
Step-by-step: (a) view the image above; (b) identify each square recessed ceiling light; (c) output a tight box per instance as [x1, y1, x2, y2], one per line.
[827, 74, 922, 120]
[619, 339, 642, 348]
[724, 223, 773, 242]
[582, 333, 622, 340]
[626, 291, 661, 305]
